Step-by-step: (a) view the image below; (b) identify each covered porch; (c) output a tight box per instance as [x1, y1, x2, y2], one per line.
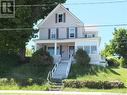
[36, 41, 75, 61]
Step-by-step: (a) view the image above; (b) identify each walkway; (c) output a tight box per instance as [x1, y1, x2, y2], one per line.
[52, 60, 69, 79]
[0, 90, 126, 95]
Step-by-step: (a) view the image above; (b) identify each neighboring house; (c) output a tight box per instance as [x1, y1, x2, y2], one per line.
[34, 4, 101, 64]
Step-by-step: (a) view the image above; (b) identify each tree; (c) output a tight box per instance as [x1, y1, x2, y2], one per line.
[0, 0, 66, 60]
[101, 43, 114, 57]
[75, 48, 90, 65]
[111, 28, 127, 58]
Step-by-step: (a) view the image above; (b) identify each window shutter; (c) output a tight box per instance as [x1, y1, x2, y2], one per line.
[67, 28, 69, 39]
[63, 13, 66, 22]
[55, 14, 57, 23]
[75, 27, 78, 38]
[56, 28, 59, 39]
[48, 29, 50, 39]
[60, 45, 62, 56]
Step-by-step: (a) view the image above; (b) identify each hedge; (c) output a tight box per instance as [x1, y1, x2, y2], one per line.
[63, 80, 125, 89]
[0, 78, 45, 86]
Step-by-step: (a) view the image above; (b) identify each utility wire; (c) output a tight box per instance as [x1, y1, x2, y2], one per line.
[0, 24, 127, 31]
[15, 0, 127, 7]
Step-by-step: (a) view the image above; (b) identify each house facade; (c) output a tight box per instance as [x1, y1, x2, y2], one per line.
[34, 4, 101, 64]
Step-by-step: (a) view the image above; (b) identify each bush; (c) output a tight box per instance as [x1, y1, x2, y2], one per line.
[74, 48, 90, 65]
[30, 48, 53, 66]
[63, 80, 125, 89]
[119, 57, 127, 68]
[106, 57, 120, 67]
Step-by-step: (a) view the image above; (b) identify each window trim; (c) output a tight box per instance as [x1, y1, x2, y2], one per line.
[50, 28, 57, 39]
[69, 27, 75, 38]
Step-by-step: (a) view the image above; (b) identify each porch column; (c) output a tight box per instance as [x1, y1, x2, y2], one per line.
[54, 42, 57, 55]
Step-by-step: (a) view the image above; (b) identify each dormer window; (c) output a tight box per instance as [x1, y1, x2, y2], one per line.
[55, 13, 66, 23]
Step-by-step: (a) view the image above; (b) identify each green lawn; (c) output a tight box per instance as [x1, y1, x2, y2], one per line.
[0, 63, 53, 90]
[66, 64, 127, 92]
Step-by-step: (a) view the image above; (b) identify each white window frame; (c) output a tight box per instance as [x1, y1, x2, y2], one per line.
[69, 27, 75, 38]
[50, 28, 56, 39]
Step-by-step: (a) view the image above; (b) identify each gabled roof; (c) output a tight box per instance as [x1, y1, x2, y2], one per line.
[37, 4, 84, 28]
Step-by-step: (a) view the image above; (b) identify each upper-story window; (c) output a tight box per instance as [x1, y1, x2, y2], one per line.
[84, 34, 95, 38]
[55, 13, 65, 23]
[58, 14, 63, 22]
[50, 28, 56, 39]
[69, 27, 75, 38]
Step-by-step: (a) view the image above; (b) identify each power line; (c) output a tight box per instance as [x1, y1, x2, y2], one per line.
[0, 24, 127, 31]
[15, 0, 127, 7]
[65, 0, 127, 5]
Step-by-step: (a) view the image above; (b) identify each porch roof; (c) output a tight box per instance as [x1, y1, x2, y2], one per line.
[33, 37, 101, 44]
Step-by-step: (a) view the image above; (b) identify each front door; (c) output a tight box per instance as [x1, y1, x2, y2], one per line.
[69, 46, 75, 58]
[61, 45, 69, 60]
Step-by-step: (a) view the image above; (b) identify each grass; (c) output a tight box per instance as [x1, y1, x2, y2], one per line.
[65, 63, 127, 92]
[0, 54, 53, 90]
[0, 63, 53, 90]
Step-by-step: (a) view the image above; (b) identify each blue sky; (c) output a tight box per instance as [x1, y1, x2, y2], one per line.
[27, 0, 127, 49]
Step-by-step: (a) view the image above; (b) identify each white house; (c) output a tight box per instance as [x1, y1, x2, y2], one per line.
[34, 4, 101, 65]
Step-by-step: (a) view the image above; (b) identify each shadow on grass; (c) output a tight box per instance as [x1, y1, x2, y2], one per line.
[68, 64, 120, 79]
[0, 63, 53, 87]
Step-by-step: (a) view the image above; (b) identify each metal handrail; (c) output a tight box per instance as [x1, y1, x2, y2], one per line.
[47, 55, 61, 83]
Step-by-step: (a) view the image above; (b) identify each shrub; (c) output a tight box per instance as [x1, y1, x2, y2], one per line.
[63, 80, 125, 89]
[30, 48, 53, 66]
[119, 57, 127, 68]
[74, 48, 90, 65]
[106, 57, 120, 67]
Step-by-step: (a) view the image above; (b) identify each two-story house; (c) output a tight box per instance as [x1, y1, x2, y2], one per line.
[34, 4, 101, 64]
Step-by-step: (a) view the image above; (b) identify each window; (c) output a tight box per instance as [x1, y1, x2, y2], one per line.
[48, 47, 60, 55]
[91, 46, 97, 54]
[56, 13, 65, 23]
[87, 34, 92, 38]
[69, 28, 75, 38]
[84, 46, 90, 54]
[84, 34, 95, 38]
[92, 34, 95, 37]
[58, 14, 63, 22]
[48, 47, 54, 56]
[50, 28, 56, 39]
[84, 34, 87, 38]
[77, 46, 83, 50]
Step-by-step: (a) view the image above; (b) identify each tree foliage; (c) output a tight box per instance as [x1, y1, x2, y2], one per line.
[101, 43, 114, 57]
[111, 28, 127, 58]
[101, 28, 127, 67]
[75, 48, 90, 65]
[0, 0, 66, 59]
[30, 48, 53, 66]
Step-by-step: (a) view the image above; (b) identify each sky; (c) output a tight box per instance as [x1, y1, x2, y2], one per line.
[27, 0, 127, 49]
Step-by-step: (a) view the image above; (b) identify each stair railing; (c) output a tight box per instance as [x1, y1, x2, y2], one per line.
[65, 54, 72, 78]
[47, 55, 61, 83]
